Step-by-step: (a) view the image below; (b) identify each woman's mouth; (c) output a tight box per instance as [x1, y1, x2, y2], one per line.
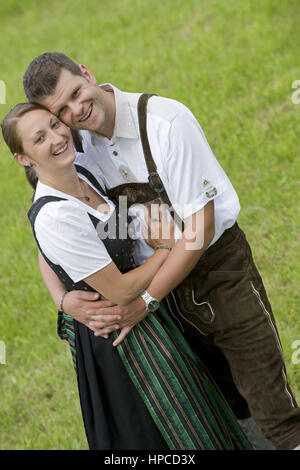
[53, 142, 68, 157]
[79, 104, 93, 122]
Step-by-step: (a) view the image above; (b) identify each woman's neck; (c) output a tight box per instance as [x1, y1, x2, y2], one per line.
[39, 165, 83, 198]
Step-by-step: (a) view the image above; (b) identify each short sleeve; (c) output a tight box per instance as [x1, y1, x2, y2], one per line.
[165, 112, 228, 219]
[35, 200, 112, 282]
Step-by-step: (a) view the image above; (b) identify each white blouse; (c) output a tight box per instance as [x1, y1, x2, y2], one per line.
[34, 157, 115, 283]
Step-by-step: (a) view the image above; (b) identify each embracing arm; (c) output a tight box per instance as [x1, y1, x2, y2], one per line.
[37, 202, 173, 329]
[84, 248, 169, 306]
[38, 251, 66, 308]
[90, 201, 215, 346]
[84, 203, 174, 305]
[146, 200, 215, 301]
[38, 252, 115, 331]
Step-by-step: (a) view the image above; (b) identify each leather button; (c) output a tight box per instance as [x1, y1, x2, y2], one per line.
[113, 151, 118, 156]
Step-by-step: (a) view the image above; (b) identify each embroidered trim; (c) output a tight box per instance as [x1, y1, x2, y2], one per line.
[250, 281, 295, 409]
[191, 293, 215, 324]
[169, 291, 209, 336]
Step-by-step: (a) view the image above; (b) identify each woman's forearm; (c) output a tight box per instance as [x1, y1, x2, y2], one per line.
[85, 249, 169, 306]
[119, 249, 169, 304]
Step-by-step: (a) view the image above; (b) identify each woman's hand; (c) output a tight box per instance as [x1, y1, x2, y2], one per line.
[143, 200, 175, 251]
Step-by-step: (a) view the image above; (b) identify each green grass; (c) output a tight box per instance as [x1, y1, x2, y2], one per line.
[0, 0, 299, 450]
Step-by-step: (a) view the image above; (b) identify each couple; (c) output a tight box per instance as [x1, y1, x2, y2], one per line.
[2, 51, 300, 450]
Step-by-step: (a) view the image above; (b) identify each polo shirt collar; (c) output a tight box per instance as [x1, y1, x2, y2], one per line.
[92, 83, 138, 143]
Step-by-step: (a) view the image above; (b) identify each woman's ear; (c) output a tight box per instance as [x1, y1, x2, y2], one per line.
[78, 64, 97, 84]
[14, 152, 31, 167]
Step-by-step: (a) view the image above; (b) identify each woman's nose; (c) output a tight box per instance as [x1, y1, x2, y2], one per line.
[49, 128, 66, 150]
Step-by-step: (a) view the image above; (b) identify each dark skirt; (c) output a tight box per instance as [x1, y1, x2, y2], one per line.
[74, 320, 168, 450]
[73, 303, 252, 450]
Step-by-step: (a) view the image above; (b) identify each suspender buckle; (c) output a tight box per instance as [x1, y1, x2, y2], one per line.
[148, 172, 164, 193]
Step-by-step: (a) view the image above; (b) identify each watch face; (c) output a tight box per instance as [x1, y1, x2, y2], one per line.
[148, 300, 159, 312]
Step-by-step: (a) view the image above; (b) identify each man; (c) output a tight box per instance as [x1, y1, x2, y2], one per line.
[23, 52, 300, 450]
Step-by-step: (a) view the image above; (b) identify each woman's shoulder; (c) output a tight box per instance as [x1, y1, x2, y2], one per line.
[29, 192, 90, 234]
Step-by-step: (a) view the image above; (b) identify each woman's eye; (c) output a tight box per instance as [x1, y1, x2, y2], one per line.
[53, 121, 60, 128]
[35, 135, 44, 144]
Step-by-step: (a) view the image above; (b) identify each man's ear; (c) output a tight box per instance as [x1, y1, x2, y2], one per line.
[78, 64, 97, 85]
[14, 152, 31, 167]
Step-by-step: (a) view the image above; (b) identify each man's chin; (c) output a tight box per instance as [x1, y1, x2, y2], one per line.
[74, 120, 99, 132]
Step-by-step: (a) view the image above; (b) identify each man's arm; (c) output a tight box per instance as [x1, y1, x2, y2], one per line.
[146, 201, 214, 300]
[38, 251, 120, 336]
[89, 201, 215, 345]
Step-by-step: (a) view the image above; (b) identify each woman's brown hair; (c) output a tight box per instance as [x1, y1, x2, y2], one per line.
[1, 102, 49, 196]
[1, 102, 83, 198]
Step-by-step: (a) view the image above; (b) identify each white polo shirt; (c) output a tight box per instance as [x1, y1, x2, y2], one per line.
[79, 84, 240, 264]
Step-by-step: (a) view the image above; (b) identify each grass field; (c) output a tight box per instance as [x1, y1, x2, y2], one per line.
[0, 0, 299, 450]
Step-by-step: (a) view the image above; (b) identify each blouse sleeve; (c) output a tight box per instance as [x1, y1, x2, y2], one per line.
[35, 199, 113, 283]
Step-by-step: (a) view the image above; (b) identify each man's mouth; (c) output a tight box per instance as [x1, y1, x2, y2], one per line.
[53, 142, 68, 156]
[79, 104, 93, 122]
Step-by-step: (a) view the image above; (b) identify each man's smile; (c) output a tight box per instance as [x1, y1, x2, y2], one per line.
[79, 103, 93, 122]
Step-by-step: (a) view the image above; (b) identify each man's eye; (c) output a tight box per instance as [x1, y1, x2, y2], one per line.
[73, 88, 80, 98]
[59, 107, 67, 117]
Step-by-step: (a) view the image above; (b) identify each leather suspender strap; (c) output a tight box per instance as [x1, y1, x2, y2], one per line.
[137, 94, 157, 176]
[137, 93, 183, 228]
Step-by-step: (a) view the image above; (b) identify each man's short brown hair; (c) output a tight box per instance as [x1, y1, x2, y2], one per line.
[23, 52, 83, 102]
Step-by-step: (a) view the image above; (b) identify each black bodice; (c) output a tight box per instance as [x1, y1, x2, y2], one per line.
[27, 164, 137, 295]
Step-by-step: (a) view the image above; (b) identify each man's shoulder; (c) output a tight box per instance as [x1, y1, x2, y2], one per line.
[126, 91, 192, 123]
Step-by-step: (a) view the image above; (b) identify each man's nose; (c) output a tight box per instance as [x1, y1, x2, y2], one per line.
[69, 101, 82, 119]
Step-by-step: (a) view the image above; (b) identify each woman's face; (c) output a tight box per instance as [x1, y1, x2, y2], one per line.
[16, 109, 75, 176]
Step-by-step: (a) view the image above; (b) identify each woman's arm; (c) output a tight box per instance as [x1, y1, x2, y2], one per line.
[84, 248, 169, 306]
[89, 201, 215, 345]
[39, 251, 120, 331]
[84, 205, 174, 305]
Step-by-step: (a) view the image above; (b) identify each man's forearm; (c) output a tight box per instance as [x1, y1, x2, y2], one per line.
[38, 251, 112, 332]
[146, 231, 211, 301]
[38, 251, 65, 308]
[146, 201, 215, 300]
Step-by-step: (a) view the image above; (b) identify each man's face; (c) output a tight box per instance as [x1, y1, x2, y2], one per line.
[40, 66, 108, 134]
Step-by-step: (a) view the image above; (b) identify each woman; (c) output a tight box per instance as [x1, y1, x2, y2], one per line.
[1, 103, 252, 450]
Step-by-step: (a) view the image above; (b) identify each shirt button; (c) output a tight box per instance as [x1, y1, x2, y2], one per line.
[113, 151, 118, 156]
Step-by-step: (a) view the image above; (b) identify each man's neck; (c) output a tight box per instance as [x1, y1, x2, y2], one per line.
[96, 88, 116, 139]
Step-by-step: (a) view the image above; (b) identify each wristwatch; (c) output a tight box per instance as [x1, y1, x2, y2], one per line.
[139, 290, 160, 313]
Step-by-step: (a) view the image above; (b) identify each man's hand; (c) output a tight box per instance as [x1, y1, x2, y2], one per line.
[87, 296, 148, 345]
[63, 291, 122, 338]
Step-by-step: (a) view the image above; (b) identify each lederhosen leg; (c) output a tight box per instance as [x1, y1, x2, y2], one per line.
[107, 94, 300, 450]
[176, 222, 300, 450]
